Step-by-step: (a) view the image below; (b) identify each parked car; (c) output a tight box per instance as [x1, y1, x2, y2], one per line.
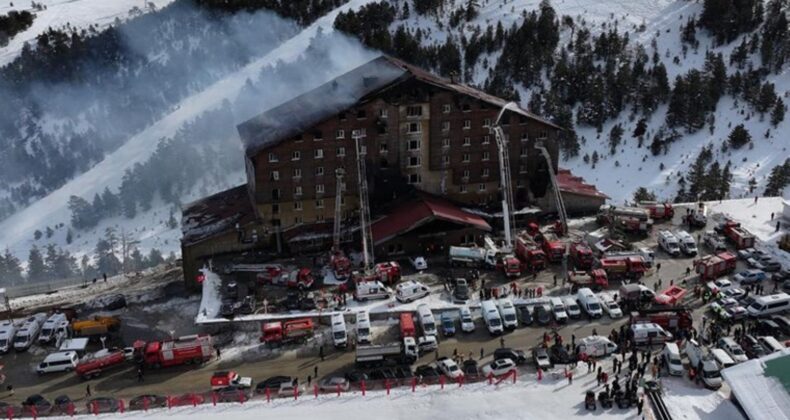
[85, 397, 120, 413]
[238, 296, 256, 315]
[319, 376, 350, 392]
[441, 313, 456, 337]
[22, 395, 52, 415]
[733, 270, 767, 285]
[409, 256, 428, 271]
[771, 315, 790, 336]
[746, 258, 765, 270]
[494, 348, 527, 364]
[255, 376, 291, 393]
[481, 358, 516, 376]
[452, 279, 470, 303]
[129, 395, 168, 410]
[436, 357, 463, 379]
[344, 371, 369, 384]
[216, 385, 251, 402]
[459, 306, 475, 333]
[532, 347, 552, 370]
[721, 288, 746, 300]
[414, 364, 440, 378]
[517, 306, 533, 326]
[741, 335, 767, 359]
[549, 344, 574, 365]
[761, 259, 782, 273]
[51, 395, 73, 415]
[533, 305, 551, 325]
[462, 359, 479, 377]
[168, 393, 205, 407]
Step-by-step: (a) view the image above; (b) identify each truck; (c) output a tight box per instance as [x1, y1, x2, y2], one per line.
[71, 316, 121, 337]
[260, 318, 314, 346]
[538, 233, 565, 263]
[138, 334, 213, 369]
[569, 242, 594, 270]
[567, 269, 608, 292]
[515, 234, 547, 271]
[355, 338, 418, 367]
[0, 320, 17, 353]
[483, 237, 522, 277]
[654, 285, 687, 306]
[330, 251, 352, 281]
[717, 220, 756, 249]
[629, 307, 692, 333]
[400, 313, 416, 338]
[210, 371, 252, 390]
[638, 202, 674, 220]
[694, 252, 737, 280]
[257, 266, 314, 290]
[75, 349, 126, 380]
[449, 246, 493, 268]
[597, 205, 653, 234]
[619, 284, 656, 306]
[598, 256, 647, 280]
[374, 261, 402, 285]
[604, 247, 655, 268]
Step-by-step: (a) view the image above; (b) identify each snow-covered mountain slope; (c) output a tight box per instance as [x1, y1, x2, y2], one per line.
[0, 0, 175, 66]
[0, 0, 380, 262]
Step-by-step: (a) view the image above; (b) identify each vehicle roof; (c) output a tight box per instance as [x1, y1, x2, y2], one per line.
[43, 351, 76, 360]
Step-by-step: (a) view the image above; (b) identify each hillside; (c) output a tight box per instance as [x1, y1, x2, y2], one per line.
[1, 0, 790, 280]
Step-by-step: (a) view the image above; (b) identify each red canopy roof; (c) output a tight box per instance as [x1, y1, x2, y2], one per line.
[371, 196, 491, 245]
[556, 168, 609, 199]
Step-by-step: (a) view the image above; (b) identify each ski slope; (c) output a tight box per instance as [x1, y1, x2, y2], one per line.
[0, 0, 379, 261]
[0, 0, 176, 67]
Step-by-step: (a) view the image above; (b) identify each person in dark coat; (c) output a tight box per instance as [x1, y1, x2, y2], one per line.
[637, 397, 644, 415]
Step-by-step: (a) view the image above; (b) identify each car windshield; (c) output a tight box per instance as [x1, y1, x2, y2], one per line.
[505, 314, 516, 321]
[609, 303, 619, 310]
[703, 369, 721, 378]
[333, 331, 345, 340]
[448, 365, 459, 372]
[589, 303, 601, 311]
[0, 339, 6, 346]
[568, 304, 579, 311]
[41, 328, 52, 336]
[489, 319, 501, 327]
[462, 315, 472, 322]
[14, 335, 27, 343]
[425, 322, 435, 331]
[554, 308, 564, 314]
[670, 356, 681, 364]
[731, 347, 744, 355]
[358, 328, 369, 336]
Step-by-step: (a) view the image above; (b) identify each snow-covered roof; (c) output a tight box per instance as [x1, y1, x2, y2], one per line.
[237, 55, 560, 158]
[721, 349, 790, 420]
[181, 184, 256, 247]
[556, 168, 609, 200]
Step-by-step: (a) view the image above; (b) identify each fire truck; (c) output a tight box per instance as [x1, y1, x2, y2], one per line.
[567, 269, 608, 291]
[515, 233, 547, 271]
[483, 236, 522, 277]
[638, 202, 675, 220]
[257, 266, 314, 290]
[654, 285, 687, 306]
[630, 306, 692, 333]
[598, 256, 647, 281]
[137, 334, 213, 369]
[539, 233, 566, 263]
[330, 251, 352, 281]
[569, 242, 594, 270]
[597, 205, 653, 235]
[260, 318, 314, 346]
[75, 349, 126, 380]
[717, 220, 756, 249]
[694, 251, 737, 280]
[374, 261, 402, 285]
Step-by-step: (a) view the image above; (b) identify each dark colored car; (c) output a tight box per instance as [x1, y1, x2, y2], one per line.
[453, 279, 470, 302]
[415, 364, 440, 378]
[741, 335, 767, 359]
[771, 315, 790, 336]
[86, 397, 120, 414]
[392, 366, 413, 379]
[344, 371, 369, 384]
[103, 294, 127, 311]
[518, 306, 533, 326]
[462, 359, 479, 377]
[762, 260, 782, 272]
[22, 394, 52, 414]
[533, 305, 551, 325]
[238, 296, 256, 315]
[220, 300, 236, 318]
[756, 319, 780, 336]
[494, 348, 527, 365]
[549, 344, 574, 365]
[216, 386, 250, 402]
[129, 395, 168, 410]
[52, 395, 73, 415]
[256, 376, 292, 393]
[370, 368, 396, 380]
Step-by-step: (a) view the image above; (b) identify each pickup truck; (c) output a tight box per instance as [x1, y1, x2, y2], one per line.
[210, 371, 253, 390]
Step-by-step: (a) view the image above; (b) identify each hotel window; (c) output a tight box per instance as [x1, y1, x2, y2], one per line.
[463, 119, 471, 130]
[406, 106, 422, 117]
[408, 156, 421, 167]
[315, 149, 324, 159]
[338, 112, 347, 121]
[379, 108, 388, 118]
[482, 135, 490, 144]
[519, 165, 527, 174]
[380, 143, 388, 153]
[442, 155, 450, 165]
[442, 104, 451, 113]
[462, 153, 470, 163]
[482, 168, 490, 178]
[316, 214, 324, 222]
[270, 170, 279, 181]
[315, 167, 324, 176]
[483, 118, 491, 127]
[294, 201, 303, 211]
[521, 133, 528, 142]
[462, 103, 471, 112]
[539, 130, 548, 139]
[463, 169, 470, 178]
[408, 173, 421, 184]
[313, 130, 323, 141]
[294, 216, 302, 224]
[357, 109, 367, 119]
[460, 185, 468, 193]
[478, 184, 486, 192]
[442, 121, 450, 131]
[336, 147, 345, 157]
[272, 189, 280, 200]
[294, 186, 303, 196]
[463, 137, 471, 146]
[291, 151, 301, 161]
[442, 138, 451, 147]
[407, 122, 421, 133]
[316, 184, 325, 194]
[520, 147, 528, 157]
[271, 203, 279, 214]
[336, 129, 345, 139]
[292, 168, 301, 179]
[268, 153, 278, 162]
[408, 139, 420, 151]
[482, 151, 490, 161]
[316, 199, 324, 209]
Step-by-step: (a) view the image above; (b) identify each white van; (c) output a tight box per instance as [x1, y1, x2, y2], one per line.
[395, 280, 430, 303]
[331, 313, 347, 348]
[747, 293, 790, 317]
[710, 348, 736, 369]
[356, 311, 371, 345]
[39, 313, 70, 345]
[758, 336, 784, 353]
[683, 340, 722, 389]
[417, 304, 437, 337]
[481, 300, 504, 335]
[550, 298, 567, 323]
[563, 297, 581, 319]
[14, 314, 46, 351]
[662, 343, 684, 376]
[718, 337, 748, 363]
[576, 288, 603, 318]
[631, 323, 673, 346]
[496, 298, 518, 330]
[0, 320, 17, 354]
[459, 306, 475, 333]
[675, 230, 698, 256]
[36, 351, 79, 375]
[658, 230, 681, 257]
[354, 281, 390, 301]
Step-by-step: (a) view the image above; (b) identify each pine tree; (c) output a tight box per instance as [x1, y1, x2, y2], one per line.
[591, 151, 599, 168]
[66, 229, 73, 244]
[45, 226, 54, 239]
[720, 162, 733, 198]
[633, 187, 656, 203]
[608, 124, 624, 154]
[770, 98, 785, 126]
[757, 82, 778, 114]
[91, 193, 104, 218]
[0, 248, 23, 284]
[130, 248, 145, 272]
[146, 248, 164, 268]
[101, 187, 120, 216]
[27, 245, 46, 282]
[632, 119, 647, 138]
[728, 124, 752, 149]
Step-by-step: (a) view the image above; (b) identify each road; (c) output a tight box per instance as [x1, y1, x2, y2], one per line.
[0, 204, 741, 406]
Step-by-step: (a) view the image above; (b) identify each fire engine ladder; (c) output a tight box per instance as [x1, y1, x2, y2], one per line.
[353, 130, 375, 271]
[534, 142, 568, 235]
[492, 103, 518, 251]
[332, 168, 345, 251]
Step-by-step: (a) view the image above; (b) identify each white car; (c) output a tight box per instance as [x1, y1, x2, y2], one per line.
[437, 357, 464, 379]
[417, 335, 438, 354]
[459, 306, 475, 333]
[721, 288, 746, 300]
[706, 278, 733, 294]
[410, 256, 428, 271]
[603, 300, 623, 319]
[481, 358, 517, 376]
[319, 376, 350, 391]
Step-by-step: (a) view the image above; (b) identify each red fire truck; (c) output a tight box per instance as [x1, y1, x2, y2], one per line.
[638, 202, 675, 220]
[718, 220, 756, 249]
[567, 269, 609, 291]
[137, 334, 213, 369]
[75, 349, 126, 380]
[331, 251, 352, 281]
[374, 262, 402, 285]
[694, 251, 737, 280]
[569, 242, 594, 270]
[630, 307, 692, 333]
[598, 256, 647, 281]
[540, 233, 566, 263]
[257, 266, 314, 290]
[515, 234, 547, 271]
[654, 285, 687, 306]
[260, 318, 314, 346]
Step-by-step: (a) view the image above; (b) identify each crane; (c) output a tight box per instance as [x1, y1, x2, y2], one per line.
[332, 168, 345, 252]
[352, 129, 374, 272]
[534, 141, 568, 235]
[490, 102, 518, 252]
